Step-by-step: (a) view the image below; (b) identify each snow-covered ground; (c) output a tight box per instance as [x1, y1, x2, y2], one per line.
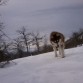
[0, 46, 83, 83]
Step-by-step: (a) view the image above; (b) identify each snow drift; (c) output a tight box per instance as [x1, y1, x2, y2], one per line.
[0, 46, 83, 83]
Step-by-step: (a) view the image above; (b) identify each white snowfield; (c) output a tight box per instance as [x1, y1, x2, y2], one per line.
[0, 46, 83, 83]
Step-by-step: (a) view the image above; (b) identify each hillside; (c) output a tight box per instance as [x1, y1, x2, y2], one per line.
[0, 46, 83, 83]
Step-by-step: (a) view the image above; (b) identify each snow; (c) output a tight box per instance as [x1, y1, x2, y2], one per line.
[0, 46, 83, 83]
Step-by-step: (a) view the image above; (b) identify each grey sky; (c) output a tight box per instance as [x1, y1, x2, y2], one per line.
[0, 0, 83, 39]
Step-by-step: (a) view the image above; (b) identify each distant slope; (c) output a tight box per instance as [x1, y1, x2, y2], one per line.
[0, 46, 83, 83]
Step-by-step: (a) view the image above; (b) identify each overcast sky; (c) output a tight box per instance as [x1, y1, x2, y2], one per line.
[0, 0, 83, 39]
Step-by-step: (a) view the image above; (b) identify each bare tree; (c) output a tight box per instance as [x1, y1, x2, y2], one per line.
[42, 35, 48, 52]
[0, 0, 8, 5]
[17, 27, 31, 54]
[3, 41, 10, 52]
[65, 28, 83, 48]
[0, 23, 3, 35]
[31, 32, 43, 52]
[13, 38, 24, 58]
[0, 40, 12, 62]
[0, 23, 4, 49]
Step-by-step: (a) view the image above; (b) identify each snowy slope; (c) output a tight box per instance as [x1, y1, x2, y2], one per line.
[0, 46, 83, 83]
